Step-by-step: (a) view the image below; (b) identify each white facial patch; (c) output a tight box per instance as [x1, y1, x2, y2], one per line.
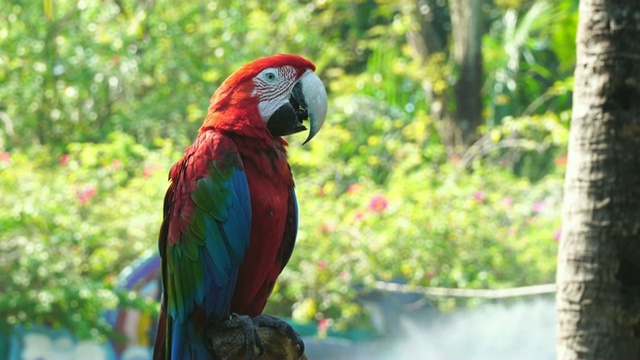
[257, 97, 290, 122]
[252, 66, 297, 122]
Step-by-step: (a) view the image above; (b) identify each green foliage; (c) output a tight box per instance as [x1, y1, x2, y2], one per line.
[0, 132, 174, 338]
[484, 0, 577, 125]
[0, 125, 564, 335]
[469, 110, 570, 181]
[0, 0, 383, 148]
[0, 0, 575, 340]
[270, 165, 562, 329]
[267, 99, 563, 330]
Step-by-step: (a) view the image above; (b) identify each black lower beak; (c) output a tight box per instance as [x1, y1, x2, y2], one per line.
[267, 82, 308, 137]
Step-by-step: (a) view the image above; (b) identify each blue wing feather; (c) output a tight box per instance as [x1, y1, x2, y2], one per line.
[160, 133, 252, 360]
[198, 167, 251, 323]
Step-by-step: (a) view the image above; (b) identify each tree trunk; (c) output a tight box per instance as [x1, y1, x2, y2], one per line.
[406, 0, 454, 155]
[449, 0, 484, 146]
[556, 0, 640, 358]
[407, 0, 484, 155]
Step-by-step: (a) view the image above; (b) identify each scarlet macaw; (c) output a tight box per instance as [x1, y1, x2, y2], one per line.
[152, 54, 327, 359]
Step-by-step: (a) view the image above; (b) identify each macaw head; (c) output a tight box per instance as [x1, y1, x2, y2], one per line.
[203, 54, 327, 144]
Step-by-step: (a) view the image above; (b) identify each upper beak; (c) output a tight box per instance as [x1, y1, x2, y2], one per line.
[297, 70, 327, 144]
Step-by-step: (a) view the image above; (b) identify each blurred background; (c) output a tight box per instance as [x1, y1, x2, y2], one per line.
[0, 0, 576, 358]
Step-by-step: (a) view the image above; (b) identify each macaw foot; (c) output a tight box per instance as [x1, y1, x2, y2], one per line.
[207, 313, 264, 359]
[252, 314, 305, 357]
[206, 313, 305, 359]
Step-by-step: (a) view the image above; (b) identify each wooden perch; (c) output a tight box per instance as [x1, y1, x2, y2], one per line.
[207, 324, 307, 360]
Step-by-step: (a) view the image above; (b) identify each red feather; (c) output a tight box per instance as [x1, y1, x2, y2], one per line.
[226, 134, 295, 315]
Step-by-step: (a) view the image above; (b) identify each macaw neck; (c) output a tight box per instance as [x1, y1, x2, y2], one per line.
[199, 103, 290, 152]
[200, 100, 278, 142]
[228, 131, 289, 159]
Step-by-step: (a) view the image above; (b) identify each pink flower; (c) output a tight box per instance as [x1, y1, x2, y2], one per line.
[532, 201, 545, 214]
[553, 228, 562, 241]
[77, 184, 97, 205]
[317, 186, 325, 197]
[142, 164, 161, 178]
[474, 191, 486, 202]
[555, 155, 567, 166]
[368, 194, 388, 213]
[451, 154, 461, 165]
[318, 318, 329, 335]
[111, 159, 123, 169]
[0, 151, 10, 164]
[321, 222, 333, 235]
[424, 271, 434, 280]
[60, 154, 69, 166]
[347, 183, 362, 195]
[317, 261, 328, 270]
[354, 211, 364, 222]
[339, 271, 350, 281]
[502, 197, 513, 208]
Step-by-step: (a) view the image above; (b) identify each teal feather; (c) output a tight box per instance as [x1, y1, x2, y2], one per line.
[158, 132, 253, 359]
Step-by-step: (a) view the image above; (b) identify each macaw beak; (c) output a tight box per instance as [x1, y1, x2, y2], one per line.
[266, 70, 327, 144]
[298, 70, 327, 145]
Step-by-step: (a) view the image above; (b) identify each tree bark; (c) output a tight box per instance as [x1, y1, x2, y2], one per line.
[449, 0, 483, 146]
[406, 0, 457, 155]
[556, 0, 640, 358]
[407, 0, 484, 155]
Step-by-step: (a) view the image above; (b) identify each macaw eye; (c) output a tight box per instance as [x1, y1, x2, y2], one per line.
[261, 69, 278, 83]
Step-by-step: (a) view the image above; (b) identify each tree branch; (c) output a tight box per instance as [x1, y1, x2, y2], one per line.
[207, 325, 307, 360]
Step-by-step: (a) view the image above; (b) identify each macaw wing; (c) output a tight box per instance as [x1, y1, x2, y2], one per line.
[278, 188, 299, 270]
[160, 132, 251, 328]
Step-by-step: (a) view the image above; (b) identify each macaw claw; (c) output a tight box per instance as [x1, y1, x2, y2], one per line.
[252, 314, 305, 357]
[208, 313, 264, 359]
[207, 313, 305, 359]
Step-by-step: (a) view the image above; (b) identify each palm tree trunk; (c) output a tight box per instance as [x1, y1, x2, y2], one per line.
[556, 0, 640, 358]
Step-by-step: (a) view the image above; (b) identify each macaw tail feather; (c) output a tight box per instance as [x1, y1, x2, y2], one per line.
[169, 325, 210, 360]
[153, 307, 211, 360]
[153, 308, 167, 360]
